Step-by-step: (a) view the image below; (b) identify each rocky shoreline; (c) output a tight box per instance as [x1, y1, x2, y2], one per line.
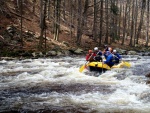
[1, 25, 150, 59]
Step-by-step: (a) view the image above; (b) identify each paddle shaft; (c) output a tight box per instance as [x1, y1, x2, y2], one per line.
[79, 53, 94, 73]
[111, 52, 131, 67]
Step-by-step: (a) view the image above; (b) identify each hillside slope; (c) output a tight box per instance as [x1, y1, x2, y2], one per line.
[0, 1, 149, 57]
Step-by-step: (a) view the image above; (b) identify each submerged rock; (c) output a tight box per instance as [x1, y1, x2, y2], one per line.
[145, 73, 150, 77]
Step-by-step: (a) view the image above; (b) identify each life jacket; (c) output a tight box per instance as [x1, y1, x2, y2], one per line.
[86, 53, 95, 61]
[113, 53, 121, 64]
[104, 54, 115, 67]
[94, 51, 103, 61]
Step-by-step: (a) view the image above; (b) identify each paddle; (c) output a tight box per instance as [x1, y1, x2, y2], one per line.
[121, 61, 131, 68]
[79, 61, 89, 73]
[112, 53, 131, 68]
[79, 53, 94, 73]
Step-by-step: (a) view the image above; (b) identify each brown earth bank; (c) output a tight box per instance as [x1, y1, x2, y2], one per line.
[0, 1, 150, 58]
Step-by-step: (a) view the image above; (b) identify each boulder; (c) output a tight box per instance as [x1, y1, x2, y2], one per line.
[32, 52, 43, 58]
[74, 48, 84, 54]
[57, 51, 63, 56]
[46, 50, 57, 56]
[128, 51, 137, 55]
[145, 73, 150, 77]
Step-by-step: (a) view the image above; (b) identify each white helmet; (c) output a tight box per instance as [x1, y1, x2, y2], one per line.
[94, 47, 98, 51]
[113, 49, 117, 53]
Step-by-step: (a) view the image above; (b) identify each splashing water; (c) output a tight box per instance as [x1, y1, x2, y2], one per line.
[0, 55, 150, 113]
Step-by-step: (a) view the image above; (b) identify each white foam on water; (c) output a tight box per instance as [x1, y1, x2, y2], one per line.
[1, 56, 150, 112]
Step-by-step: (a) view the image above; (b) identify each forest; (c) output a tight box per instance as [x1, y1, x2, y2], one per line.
[0, 0, 150, 57]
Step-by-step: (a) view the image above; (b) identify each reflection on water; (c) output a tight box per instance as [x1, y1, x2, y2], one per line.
[0, 55, 150, 113]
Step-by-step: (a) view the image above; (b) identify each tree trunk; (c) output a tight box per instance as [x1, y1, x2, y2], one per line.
[122, 0, 129, 45]
[39, 0, 47, 50]
[76, 0, 82, 45]
[47, 0, 51, 20]
[93, 0, 98, 41]
[105, 0, 109, 44]
[62, 0, 66, 20]
[145, 0, 150, 46]
[110, 0, 117, 43]
[136, 0, 146, 44]
[126, 1, 131, 39]
[32, 0, 36, 14]
[82, 0, 89, 27]
[54, 0, 61, 41]
[17, 0, 20, 9]
[118, 0, 122, 42]
[99, 0, 103, 46]
[69, 0, 73, 39]
[20, 0, 23, 47]
[133, 0, 138, 46]
[129, 0, 135, 46]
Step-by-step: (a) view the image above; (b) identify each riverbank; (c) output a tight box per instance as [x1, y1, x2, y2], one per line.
[0, 1, 150, 58]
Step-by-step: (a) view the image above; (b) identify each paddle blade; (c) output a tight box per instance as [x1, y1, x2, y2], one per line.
[123, 61, 131, 68]
[79, 65, 86, 73]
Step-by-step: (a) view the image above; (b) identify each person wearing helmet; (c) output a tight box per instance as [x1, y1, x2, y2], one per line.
[103, 47, 113, 59]
[104, 52, 115, 67]
[86, 50, 95, 62]
[103, 47, 115, 67]
[94, 47, 99, 51]
[104, 45, 109, 51]
[112, 49, 122, 64]
[93, 47, 102, 61]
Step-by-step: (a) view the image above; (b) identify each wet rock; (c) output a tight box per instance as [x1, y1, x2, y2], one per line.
[57, 51, 63, 56]
[115, 48, 127, 55]
[32, 52, 43, 58]
[144, 52, 150, 56]
[146, 81, 150, 84]
[6, 25, 16, 35]
[74, 48, 84, 54]
[46, 50, 57, 56]
[145, 73, 150, 77]
[128, 50, 137, 55]
[0, 57, 17, 60]
[21, 51, 32, 57]
[63, 50, 72, 56]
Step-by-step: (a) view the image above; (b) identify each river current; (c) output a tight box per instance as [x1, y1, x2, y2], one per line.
[0, 55, 150, 113]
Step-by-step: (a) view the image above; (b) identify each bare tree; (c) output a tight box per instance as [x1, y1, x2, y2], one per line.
[99, 0, 103, 46]
[133, 0, 138, 46]
[117, 0, 122, 42]
[145, 0, 150, 46]
[20, 0, 23, 47]
[122, 0, 130, 45]
[93, 0, 98, 41]
[32, 0, 36, 14]
[129, 0, 135, 46]
[104, 0, 109, 44]
[47, 0, 51, 20]
[39, 0, 47, 50]
[54, 0, 61, 41]
[136, 0, 146, 44]
[110, 0, 118, 43]
[76, 0, 82, 45]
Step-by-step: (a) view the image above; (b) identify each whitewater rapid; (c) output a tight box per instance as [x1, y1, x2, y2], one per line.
[0, 55, 150, 113]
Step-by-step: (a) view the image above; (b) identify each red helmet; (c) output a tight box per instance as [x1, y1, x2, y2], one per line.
[88, 50, 93, 53]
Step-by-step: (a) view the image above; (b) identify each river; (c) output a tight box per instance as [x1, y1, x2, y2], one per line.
[0, 55, 150, 113]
